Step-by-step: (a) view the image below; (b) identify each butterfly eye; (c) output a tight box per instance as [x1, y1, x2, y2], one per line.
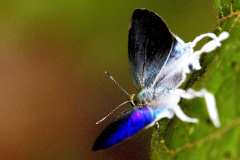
[132, 95, 140, 106]
[130, 93, 144, 106]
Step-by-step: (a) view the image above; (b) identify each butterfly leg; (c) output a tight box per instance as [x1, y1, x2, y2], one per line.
[155, 121, 160, 129]
[171, 104, 199, 123]
[174, 88, 220, 127]
[190, 32, 229, 53]
[183, 32, 229, 74]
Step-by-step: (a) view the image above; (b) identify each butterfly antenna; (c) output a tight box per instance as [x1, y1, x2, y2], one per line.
[96, 100, 131, 125]
[104, 71, 131, 97]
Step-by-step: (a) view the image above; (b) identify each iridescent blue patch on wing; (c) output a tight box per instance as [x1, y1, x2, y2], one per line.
[92, 106, 161, 151]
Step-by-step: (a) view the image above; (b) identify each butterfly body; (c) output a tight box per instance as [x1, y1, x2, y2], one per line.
[92, 9, 229, 151]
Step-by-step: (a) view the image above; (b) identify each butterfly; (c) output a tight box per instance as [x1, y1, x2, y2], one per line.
[92, 8, 229, 151]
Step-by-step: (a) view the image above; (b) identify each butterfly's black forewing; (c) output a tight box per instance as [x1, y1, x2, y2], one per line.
[128, 9, 175, 88]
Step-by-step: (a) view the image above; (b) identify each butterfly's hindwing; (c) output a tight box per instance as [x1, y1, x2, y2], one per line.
[154, 40, 188, 89]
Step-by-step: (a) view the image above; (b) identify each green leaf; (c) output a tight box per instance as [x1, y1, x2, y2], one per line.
[151, 1, 240, 159]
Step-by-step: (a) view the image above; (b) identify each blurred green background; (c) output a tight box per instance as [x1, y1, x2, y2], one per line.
[0, 0, 217, 160]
